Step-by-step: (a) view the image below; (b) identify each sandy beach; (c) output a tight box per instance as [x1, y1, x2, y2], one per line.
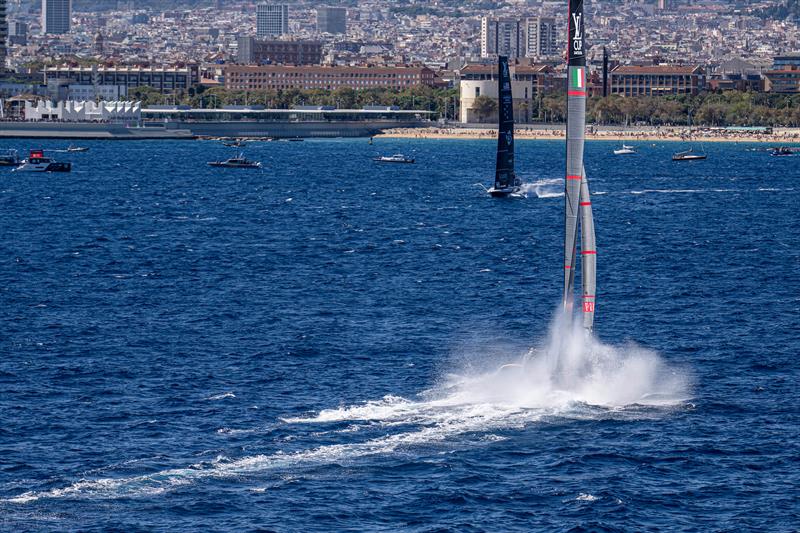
[378, 126, 800, 144]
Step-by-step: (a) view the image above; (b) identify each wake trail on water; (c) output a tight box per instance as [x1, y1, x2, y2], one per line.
[519, 178, 564, 199]
[4, 311, 691, 504]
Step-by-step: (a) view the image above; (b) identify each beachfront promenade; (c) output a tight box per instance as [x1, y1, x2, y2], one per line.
[379, 126, 800, 143]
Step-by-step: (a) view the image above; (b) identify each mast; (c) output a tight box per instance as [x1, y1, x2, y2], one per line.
[580, 166, 596, 330]
[495, 56, 516, 190]
[563, 0, 596, 331]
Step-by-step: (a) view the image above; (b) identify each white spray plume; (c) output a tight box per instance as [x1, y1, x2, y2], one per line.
[438, 309, 692, 410]
[519, 178, 564, 199]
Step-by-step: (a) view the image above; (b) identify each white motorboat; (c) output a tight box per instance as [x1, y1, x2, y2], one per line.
[13, 150, 72, 172]
[373, 154, 415, 164]
[0, 149, 20, 166]
[613, 144, 636, 155]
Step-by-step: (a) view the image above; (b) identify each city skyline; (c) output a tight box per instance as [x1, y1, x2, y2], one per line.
[0, 0, 799, 110]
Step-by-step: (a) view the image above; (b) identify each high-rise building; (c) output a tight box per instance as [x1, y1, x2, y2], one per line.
[524, 17, 557, 59]
[42, 0, 71, 35]
[256, 3, 289, 38]
[9, 21, 28, 46]
[0, 0, 7, 71]
[316, 6, 346, 35]
[480, 17, 522, 59]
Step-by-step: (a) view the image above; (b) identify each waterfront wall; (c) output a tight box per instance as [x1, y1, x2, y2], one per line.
[0, 120, 427, 139]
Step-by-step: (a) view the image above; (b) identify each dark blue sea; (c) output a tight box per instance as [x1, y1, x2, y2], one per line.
[0, 138, 797, 531]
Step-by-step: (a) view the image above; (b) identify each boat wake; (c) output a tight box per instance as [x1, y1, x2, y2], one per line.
[4, 312, 691, 504]
[630, 188, 737, 195]
[518, 177, 564, 199]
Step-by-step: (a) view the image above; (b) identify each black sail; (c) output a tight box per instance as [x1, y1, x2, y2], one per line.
[495, 56, 516, 189]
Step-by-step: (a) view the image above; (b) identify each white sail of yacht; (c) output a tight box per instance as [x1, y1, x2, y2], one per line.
[563, 0, 596, 331]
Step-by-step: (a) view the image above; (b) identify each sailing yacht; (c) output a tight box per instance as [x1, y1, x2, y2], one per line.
[673, 112, 706, 161]
[487, 56, 523, 198]
[563, 0, 597, 331]
[672, 148, 706, 161]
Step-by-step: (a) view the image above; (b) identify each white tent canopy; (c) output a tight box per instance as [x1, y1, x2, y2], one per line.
[24, 100, 142, 121]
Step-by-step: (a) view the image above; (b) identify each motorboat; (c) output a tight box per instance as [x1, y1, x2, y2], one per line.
[771, 146, 794, 156]
[672, 148, 706, 161]
[66, 144, 89, 152]
[613, 144, 636, 155]
[13, 150, 71, 172]
[373, 154, 415, 164]
[207, 153, 262, 168]
[221, 140, 243, 147]
[0, 149, 20, 166]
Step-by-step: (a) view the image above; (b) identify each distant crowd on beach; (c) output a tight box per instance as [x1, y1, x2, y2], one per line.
[380, 126, 800, 143]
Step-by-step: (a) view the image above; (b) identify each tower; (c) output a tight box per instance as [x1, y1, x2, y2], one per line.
[256, 3, 289, 38]
[42, 0, 71, 35]
[524, 16, 557, 59]
[480, 17, 522, 59]
[316, 6, 346, 35]
[0, 0, 6, 72]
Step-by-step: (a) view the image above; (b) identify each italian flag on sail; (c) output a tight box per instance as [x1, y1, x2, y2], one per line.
[570, 67, 585, 91]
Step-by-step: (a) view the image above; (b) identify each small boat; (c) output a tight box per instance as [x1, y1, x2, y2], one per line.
[66, 144, 89, 152]
[0, 149, 20, 166]
[672, 148, 706, 161]
[673, 112, 706, 161]
[373, 154, 415, 164]
[207, 153, 262, 168]
[771, 146, 794, 156]
[613, 144, 636, 155]
[222, 140, 243, 147]
[13, 150, 71, 172]
[487, 56, 523, 198]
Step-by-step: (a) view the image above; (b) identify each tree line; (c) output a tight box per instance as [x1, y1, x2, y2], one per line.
[473, 90, 800, 127]
[128, 84, 800, 127]
[129, 85, 460, 118]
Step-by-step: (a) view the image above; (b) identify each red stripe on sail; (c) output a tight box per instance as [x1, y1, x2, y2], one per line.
[568, 90, 586, 97]
[583, 295, 595, 298]
[579, 202, 591, 206]
[566, 175, 582, 180]
[581, 250, 596, 255]
[565, 265, 572, 269]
